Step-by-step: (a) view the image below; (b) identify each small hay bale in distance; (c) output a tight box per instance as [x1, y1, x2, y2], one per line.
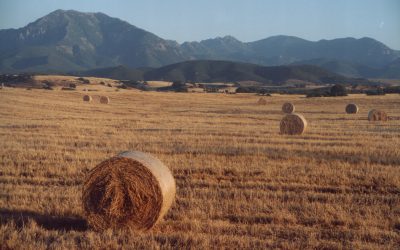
[345, 103, 359, 114]
[257, 98, 267, 105]
[99, 96, 110, 104]
[280, 113, 307, 135]
[282, 102, 295, 114]
[82, 151, 176, 231]
[368, 109, 388, 121]
[83, 95, 92, 102]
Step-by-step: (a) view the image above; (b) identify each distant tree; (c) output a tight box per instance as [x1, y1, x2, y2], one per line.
[384, 86, 400, 94]
[258, 89, 269, 95]
[236, 86, 259, 93]
[330, 84, 347, 96]
[171, 81, 187, 92]
[69, 83, 76, 89]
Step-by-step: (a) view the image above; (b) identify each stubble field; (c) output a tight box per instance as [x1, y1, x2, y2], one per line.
[0, 88, 399, 249]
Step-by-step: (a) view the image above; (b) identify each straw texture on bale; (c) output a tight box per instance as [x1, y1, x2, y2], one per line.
[280, 113, 307, 135]
[257, 98, 267, 105]
[83, 95, 92, 102]
[82, 151, 176, 231]
[282, 102, 295, 114]
[345, 104, 359, 114]
[99, 96, 110, 104]
[368, 109, 388, 121]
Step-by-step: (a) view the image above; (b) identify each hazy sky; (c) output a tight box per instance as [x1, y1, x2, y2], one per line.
[0, 0, 399, 49]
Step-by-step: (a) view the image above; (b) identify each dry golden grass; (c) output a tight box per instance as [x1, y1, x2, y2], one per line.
[0, 89, 399, 249]
[33, 75, 119, 91]
[188, 87, 204, 93]
[146, 81, 173, 88]
[34, 75, 117, 85]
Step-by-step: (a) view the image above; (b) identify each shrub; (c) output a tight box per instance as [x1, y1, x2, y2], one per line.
[306, 92, 324, 98]
[61, 87, 75, 91]
[77, 77, 90, 84]
[258, 89, 271, 96]
[42, 80, 55, 87]
[43, 85, 54, 90]
[366, 89, 385, 96]
[383, 86, 400, 94]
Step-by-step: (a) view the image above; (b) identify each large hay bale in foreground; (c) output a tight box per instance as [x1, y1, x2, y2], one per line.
[280, 113, 307, 135]
[368, 109, 388, 121]
[345, 103, 359, 114]
[83, 95, 92, 102]
[82, 151, 176, 231]
[257, 98, 267, 105]
[99, 96, 110, 104]
[282, 102, 295, 114]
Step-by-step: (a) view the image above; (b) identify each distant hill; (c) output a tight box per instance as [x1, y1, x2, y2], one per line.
[78, 65, 145, 80]
[0, 10, 399, 78]
[379, 58, 400, 78]
[81, 60, 367, 85]
[292, 58, 400, 79]
[291, 59, 379, 78]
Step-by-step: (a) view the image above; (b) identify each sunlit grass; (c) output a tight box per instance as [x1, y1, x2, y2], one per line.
[0, 88, 399, 249]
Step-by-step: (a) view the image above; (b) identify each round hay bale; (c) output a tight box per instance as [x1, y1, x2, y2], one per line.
[280, 113, 307, 135]
[82, 151, 176, 231]
[345, 103, 359, 114]
[368, 109, 388, 121]
[282, 102, 295, 114]
[99, 96, 110, 104]
[257, 98, 267, 105]
[83, 95, 92, 102]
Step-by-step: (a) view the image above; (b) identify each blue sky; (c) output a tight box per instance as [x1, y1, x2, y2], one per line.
[0, 0, 399, 49]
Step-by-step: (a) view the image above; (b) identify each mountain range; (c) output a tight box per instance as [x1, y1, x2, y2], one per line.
[0, 9, 399, 78]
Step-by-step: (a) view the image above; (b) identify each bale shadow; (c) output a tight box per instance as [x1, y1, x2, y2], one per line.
[389, 116, 400, 121]
[0, 208, 87, 231]
[302, 111, 340, 115]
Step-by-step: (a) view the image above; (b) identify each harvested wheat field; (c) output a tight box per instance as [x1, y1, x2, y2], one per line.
[0, 88, 399, 249]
